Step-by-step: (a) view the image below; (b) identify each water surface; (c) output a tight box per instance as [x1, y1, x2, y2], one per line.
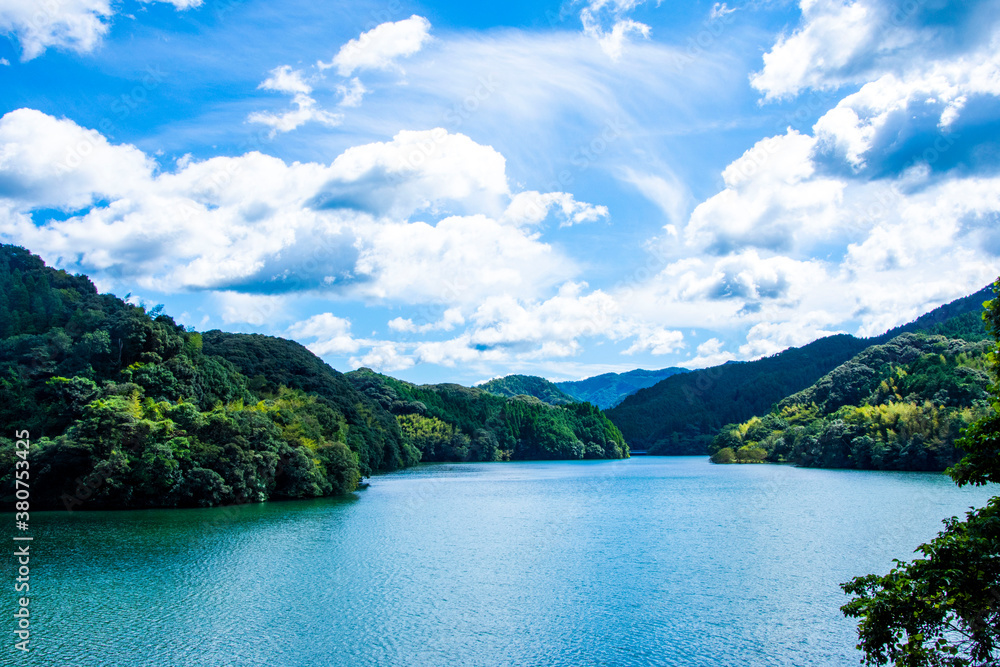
[22, 457, 997, 666]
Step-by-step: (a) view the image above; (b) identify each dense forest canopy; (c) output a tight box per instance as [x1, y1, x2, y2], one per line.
[0, 245, 625, 510]
[476, 374, 577, 406]
[709, 334, 992, 470]
[840, 280, 1000, 665]
[606, 286, 992, 456]
[351, 369, 627, 462]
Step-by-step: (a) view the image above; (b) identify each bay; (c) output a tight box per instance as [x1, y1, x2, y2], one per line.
[23, 457, 997, 666]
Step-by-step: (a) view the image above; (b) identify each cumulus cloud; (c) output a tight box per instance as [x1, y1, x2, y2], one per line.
[0, 0, 199, 61]
[288, 312, 364, 356]
[215, 292, 288, 326]
[752, 0, 1000, 100]
[680, 337, 737, 369]
[336, 77, 367, 108]
[623, 326, 685, 355]
[684, 130, 845, 254]
[312, 128, 511, 219]
[388, 307, 464, 334]
[501, 190, 608, 227]
[738, 313, 844, 358]
[320, 15, 432, 76]
[0, 108, 154, 210]
[0, 110, 603, 313]
[353, 214, 572, 304]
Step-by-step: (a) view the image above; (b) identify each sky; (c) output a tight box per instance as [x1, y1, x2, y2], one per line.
[1, 0, 999, 385]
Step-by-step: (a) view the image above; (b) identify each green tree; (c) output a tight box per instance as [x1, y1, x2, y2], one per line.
[710, 447, 735, 464]
[841, 280, 1000, 666]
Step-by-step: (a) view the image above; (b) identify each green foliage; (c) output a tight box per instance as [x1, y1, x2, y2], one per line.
[842, 498, 1000, 666]
[607, 285, 993, 455]
[713, 334, 991, 471]
[348, 369, 628, 463]
[609, 335, 874, 454]
[841, 279, 1000, 665]
[710, 447, 735, 464]
[477, 374, 576, 405]
[0, 244, 625, 510]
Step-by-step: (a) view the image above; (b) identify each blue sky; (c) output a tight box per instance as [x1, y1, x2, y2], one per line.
[2, 0, 999, 384]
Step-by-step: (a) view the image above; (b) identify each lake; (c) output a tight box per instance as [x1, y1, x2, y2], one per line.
[22, 457, 997, 666]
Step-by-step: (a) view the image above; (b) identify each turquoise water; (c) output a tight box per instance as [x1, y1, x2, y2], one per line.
[18, 457, 997, 666]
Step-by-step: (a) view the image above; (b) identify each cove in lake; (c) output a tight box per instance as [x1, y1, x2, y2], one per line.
[24, 457, 996, 667]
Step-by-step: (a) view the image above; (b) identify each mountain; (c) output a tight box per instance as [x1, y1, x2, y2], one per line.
[555, 367, 688, 409]
[606, 285, 993, 455]
[0, 245, 626, 510]
[709, 333, 992, 470]
[477, 374, 577, 405]
[351, 369, 626, 461]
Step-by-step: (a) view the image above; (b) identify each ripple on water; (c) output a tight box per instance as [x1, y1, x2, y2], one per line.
[25, 458, 997, 667]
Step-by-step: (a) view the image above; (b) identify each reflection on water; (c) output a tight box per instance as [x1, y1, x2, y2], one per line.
[24, 457, 996, 666]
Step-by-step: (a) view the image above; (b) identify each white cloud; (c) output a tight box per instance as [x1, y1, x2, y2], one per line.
[738, 313, 844, 358]
[247, 66, 342, 136]
[321, 15, 432, 76]
[353, 214, 573, 305]
[501, 190, 608, 227]
[337, 77, 367, 108]
[316, 128, 511, 219]
[288, 312, 363, 356]
[351, 342, 415, 372]
[0, 58, 10, 66]
[621, 167, 689, 226]
[577, 0, 652, 60]
[623, 326, 685, 355]
[680, 337, 737, 369]
[684, 130, 845, 254]
[751, 0, 1000, 101]
[751, 0, 878, 100]
[258, 65, 312, 95]
[215, 293, 288, 326]
[710, 3, 736, 20]
[0, 107, 154, 210]
[0, 110, 604, 315]
[388, 307, 464, 334]
[0, 0, 198, 61]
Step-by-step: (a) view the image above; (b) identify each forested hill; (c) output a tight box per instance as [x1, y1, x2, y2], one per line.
[709, 333, 992, 470]
[0, 245, 626, 510]
[606, 286, 992, 455]
[555, 367, 688, 409]
[477, 374, 576, 405]
[351, 369, 627, 461]
[606, 335, 872, 454]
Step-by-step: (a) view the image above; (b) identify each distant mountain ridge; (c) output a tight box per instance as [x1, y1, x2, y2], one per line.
[555, 367, 688, 409]
[605, 284, 993, 455]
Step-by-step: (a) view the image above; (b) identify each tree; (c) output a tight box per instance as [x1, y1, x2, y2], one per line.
[841, 280, 1000, 666]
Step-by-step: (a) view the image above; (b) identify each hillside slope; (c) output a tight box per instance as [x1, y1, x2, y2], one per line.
[0, 245, 627, 510]
[555, 367, 688, 409]
[477, 374, 576, 405]
[606, 286, 992, 455]
[352, 369, 627, 461]
[710, 333, 991, 470]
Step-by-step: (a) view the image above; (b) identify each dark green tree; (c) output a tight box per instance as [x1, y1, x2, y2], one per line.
[841, 280, 1000, 666]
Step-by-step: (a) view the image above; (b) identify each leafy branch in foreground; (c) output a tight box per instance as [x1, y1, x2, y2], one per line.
[841, 281, 1000, 666]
